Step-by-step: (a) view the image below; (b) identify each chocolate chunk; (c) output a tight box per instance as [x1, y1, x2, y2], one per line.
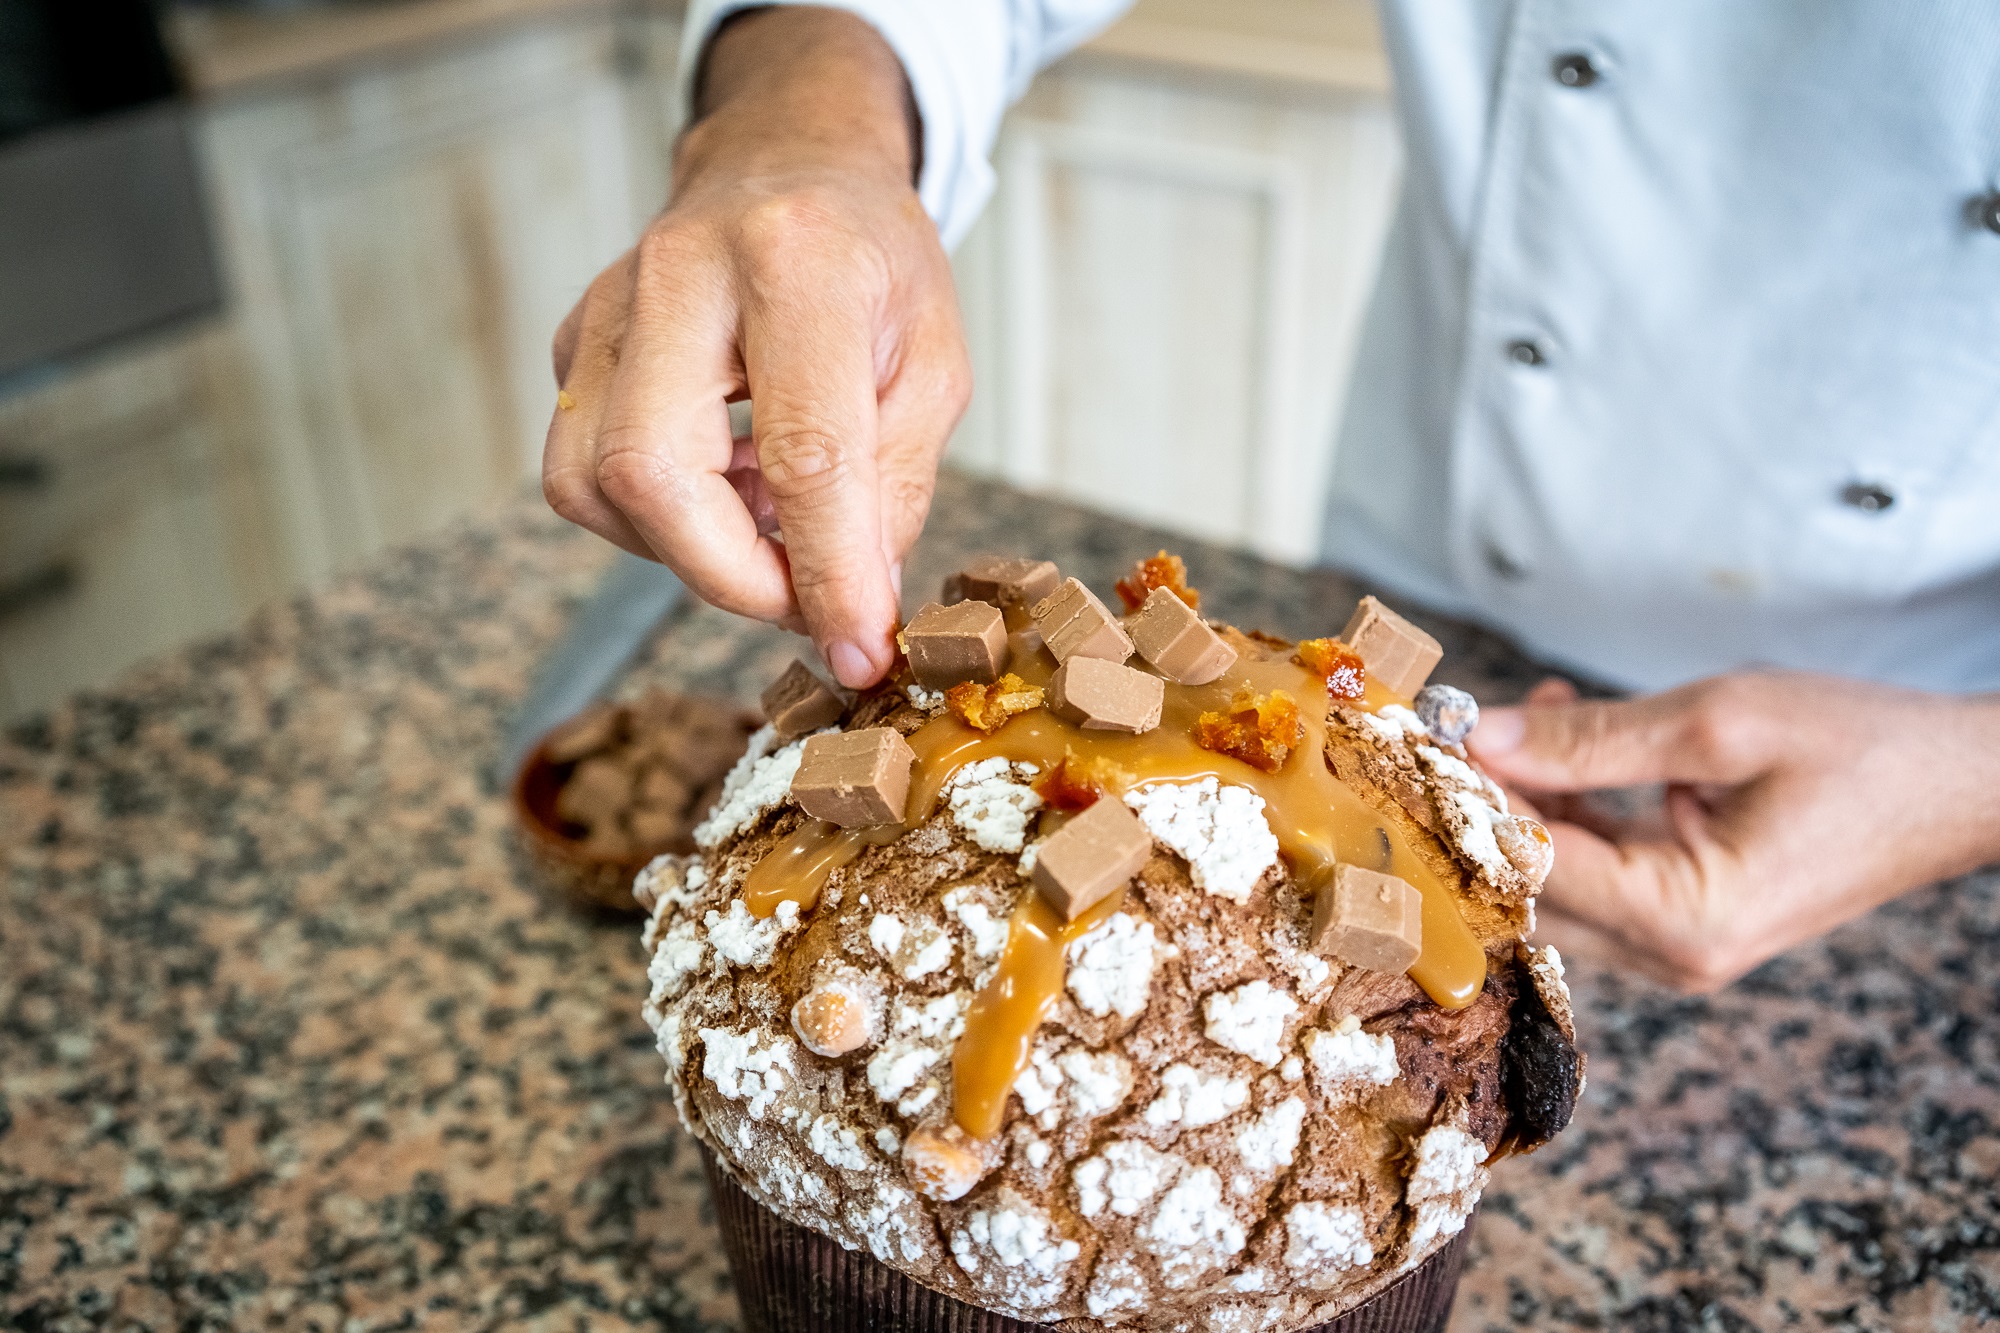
[635, 764, 694, 813]
[1048, 657, 1164, 733]
[761, 661, 847, 742]
[543, 701, 624, 763]
[1030, 577, 1134, 665]
[627, 807, 683, 846]
[1008, 626, 1049, 669]
[1339, 596, 1442, 698]
[1500, 948, 1583, 1152]
[791, 727, 916, 827]
[1032, 796, 1153, 921]
[1310, 864, 1423, 973]
[943, 555, 1062, 613]
[1129, 586, 1237, 684]
[903, 600, 1007, 689]
[556, 754, 630, 829]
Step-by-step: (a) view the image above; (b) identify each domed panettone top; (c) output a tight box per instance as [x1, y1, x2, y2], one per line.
[639, 555, 1583, 1332]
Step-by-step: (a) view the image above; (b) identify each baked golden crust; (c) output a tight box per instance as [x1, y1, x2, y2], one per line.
[641, 641, 1581, 1331]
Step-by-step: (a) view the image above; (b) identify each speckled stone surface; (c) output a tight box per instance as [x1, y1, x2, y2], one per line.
[2, 471, 1995, 1332]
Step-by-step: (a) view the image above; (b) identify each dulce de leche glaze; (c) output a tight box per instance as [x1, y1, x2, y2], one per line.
[953, 886, 1128, 1140]
[736, 633, 1488, 1142]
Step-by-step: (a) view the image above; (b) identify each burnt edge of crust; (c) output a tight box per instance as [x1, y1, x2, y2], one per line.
[1499, 944, 1583, 1153]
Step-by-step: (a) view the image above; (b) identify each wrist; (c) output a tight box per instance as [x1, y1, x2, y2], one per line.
[1964, 693, 2000, 861]
[679, 7, 919, 194]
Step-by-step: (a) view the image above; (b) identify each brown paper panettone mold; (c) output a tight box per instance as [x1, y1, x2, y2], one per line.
[639, 571, 1583, 1332]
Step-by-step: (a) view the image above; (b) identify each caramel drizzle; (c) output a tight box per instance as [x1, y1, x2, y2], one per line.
[739, 639, 1488, 1141]
[742, 820, 866, 917]
[952, 887, 1127, 1141]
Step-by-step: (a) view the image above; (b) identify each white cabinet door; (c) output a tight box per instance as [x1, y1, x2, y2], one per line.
[0, 328, 283, 721]
[201, 11, 682, 584]
[950, 63, 1400, 564]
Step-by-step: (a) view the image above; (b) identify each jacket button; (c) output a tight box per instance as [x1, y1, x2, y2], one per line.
[1839, 481, 1896, 512]
[1551, 53, 1599, 87]
[1506, 339, 1546, 366]
[1976, 192, 2000, 235]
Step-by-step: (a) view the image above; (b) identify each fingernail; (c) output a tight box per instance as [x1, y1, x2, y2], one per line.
[827, 640, 877, 689]
[1468, 706, 1525, 754]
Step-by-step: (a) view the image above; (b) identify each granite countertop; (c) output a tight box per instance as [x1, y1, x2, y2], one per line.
[2, 473, 1995, 1331]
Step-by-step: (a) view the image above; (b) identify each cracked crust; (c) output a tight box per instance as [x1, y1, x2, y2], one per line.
[643, 646, 1581, 1330]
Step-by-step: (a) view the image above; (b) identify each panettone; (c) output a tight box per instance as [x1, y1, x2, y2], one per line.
[639, 554, 1583, 1331]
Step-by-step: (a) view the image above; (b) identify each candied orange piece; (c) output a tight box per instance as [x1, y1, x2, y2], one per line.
[1195, 687, 1302, 773]
[945, 673, 1044, 733]
[1115, 550, 1200, 613]
[1032, 747, 1135, 810]
[1295, 638, 1367, 700]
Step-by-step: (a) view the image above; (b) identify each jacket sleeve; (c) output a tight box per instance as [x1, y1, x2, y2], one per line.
[677, 0, 1134, 248]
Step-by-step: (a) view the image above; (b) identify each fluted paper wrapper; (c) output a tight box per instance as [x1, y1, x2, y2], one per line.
[702, 1148, 1470, 1333]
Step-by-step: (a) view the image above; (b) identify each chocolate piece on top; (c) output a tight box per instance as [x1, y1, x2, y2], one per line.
[1129, 585, 1238, 685]
[1029, 577, 1135, 665]
[943, 555, 1062, 612]
[543, 701, 622, 763]
[903, 600, 1008, 689]
[761, 660, 847, 742]
[791, 727, 916, 827]
[556, 754, 629, 828]
[1032, 796, 1153, 921]
[1339, 595, 1443, 698]
[1311, 864, 1423, 973]
[1007, 626, 1048, 666]
[1048, 657, 1164, 734]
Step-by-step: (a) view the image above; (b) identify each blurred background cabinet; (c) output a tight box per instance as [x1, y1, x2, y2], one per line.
[0, 0, 683, 719]
[198, 2, 683, 584]
[0, 327, 280, 718]
[947, 0, 1400, 565]
[0, 0, 1399, 722]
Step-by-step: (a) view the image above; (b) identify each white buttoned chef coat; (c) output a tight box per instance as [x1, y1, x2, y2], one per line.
[681, 1, 2000, 693]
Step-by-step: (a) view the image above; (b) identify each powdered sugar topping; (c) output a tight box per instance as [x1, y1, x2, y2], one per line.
[1235, 1096, 1306, 1176]
[1073, 1140, 1182, 1218]
[698, 1026, 794, 1120]
[705, 898, 800, 969]
[1284, 1202, 1374, 1276]
[1203, 980, 1299, 1066]
[1305, 1017, 1400, 1095]
[1124, 778, 1279, 903]
[1404, 1117, 1489, 1258]
[1143, 1063, 1251, 1128]
[1138, 1166, 1246, 1287]
[950, 1190, 1080, 1313]
[947, 757, 1044, 853]
[694, 725, 813, 848]
[1066, 913, 1160, 1019]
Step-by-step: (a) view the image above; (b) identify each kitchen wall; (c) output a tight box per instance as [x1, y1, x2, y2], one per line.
[0, 0, 1399, 722]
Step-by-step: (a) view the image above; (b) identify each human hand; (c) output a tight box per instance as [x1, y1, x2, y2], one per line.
[543, 8, 971, 688]
[1466, 671, 2000, 991]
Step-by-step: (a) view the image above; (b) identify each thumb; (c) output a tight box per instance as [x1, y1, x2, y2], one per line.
[1467, 683, 1770, 792]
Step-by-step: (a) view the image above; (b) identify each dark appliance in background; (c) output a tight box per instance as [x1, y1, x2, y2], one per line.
[0, 0, 222, 383]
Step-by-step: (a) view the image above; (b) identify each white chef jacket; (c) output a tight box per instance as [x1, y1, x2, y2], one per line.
[681, 1, 2000, 693]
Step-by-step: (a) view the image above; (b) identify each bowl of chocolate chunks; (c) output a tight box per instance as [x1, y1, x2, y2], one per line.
[512, 689, 761, 910]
